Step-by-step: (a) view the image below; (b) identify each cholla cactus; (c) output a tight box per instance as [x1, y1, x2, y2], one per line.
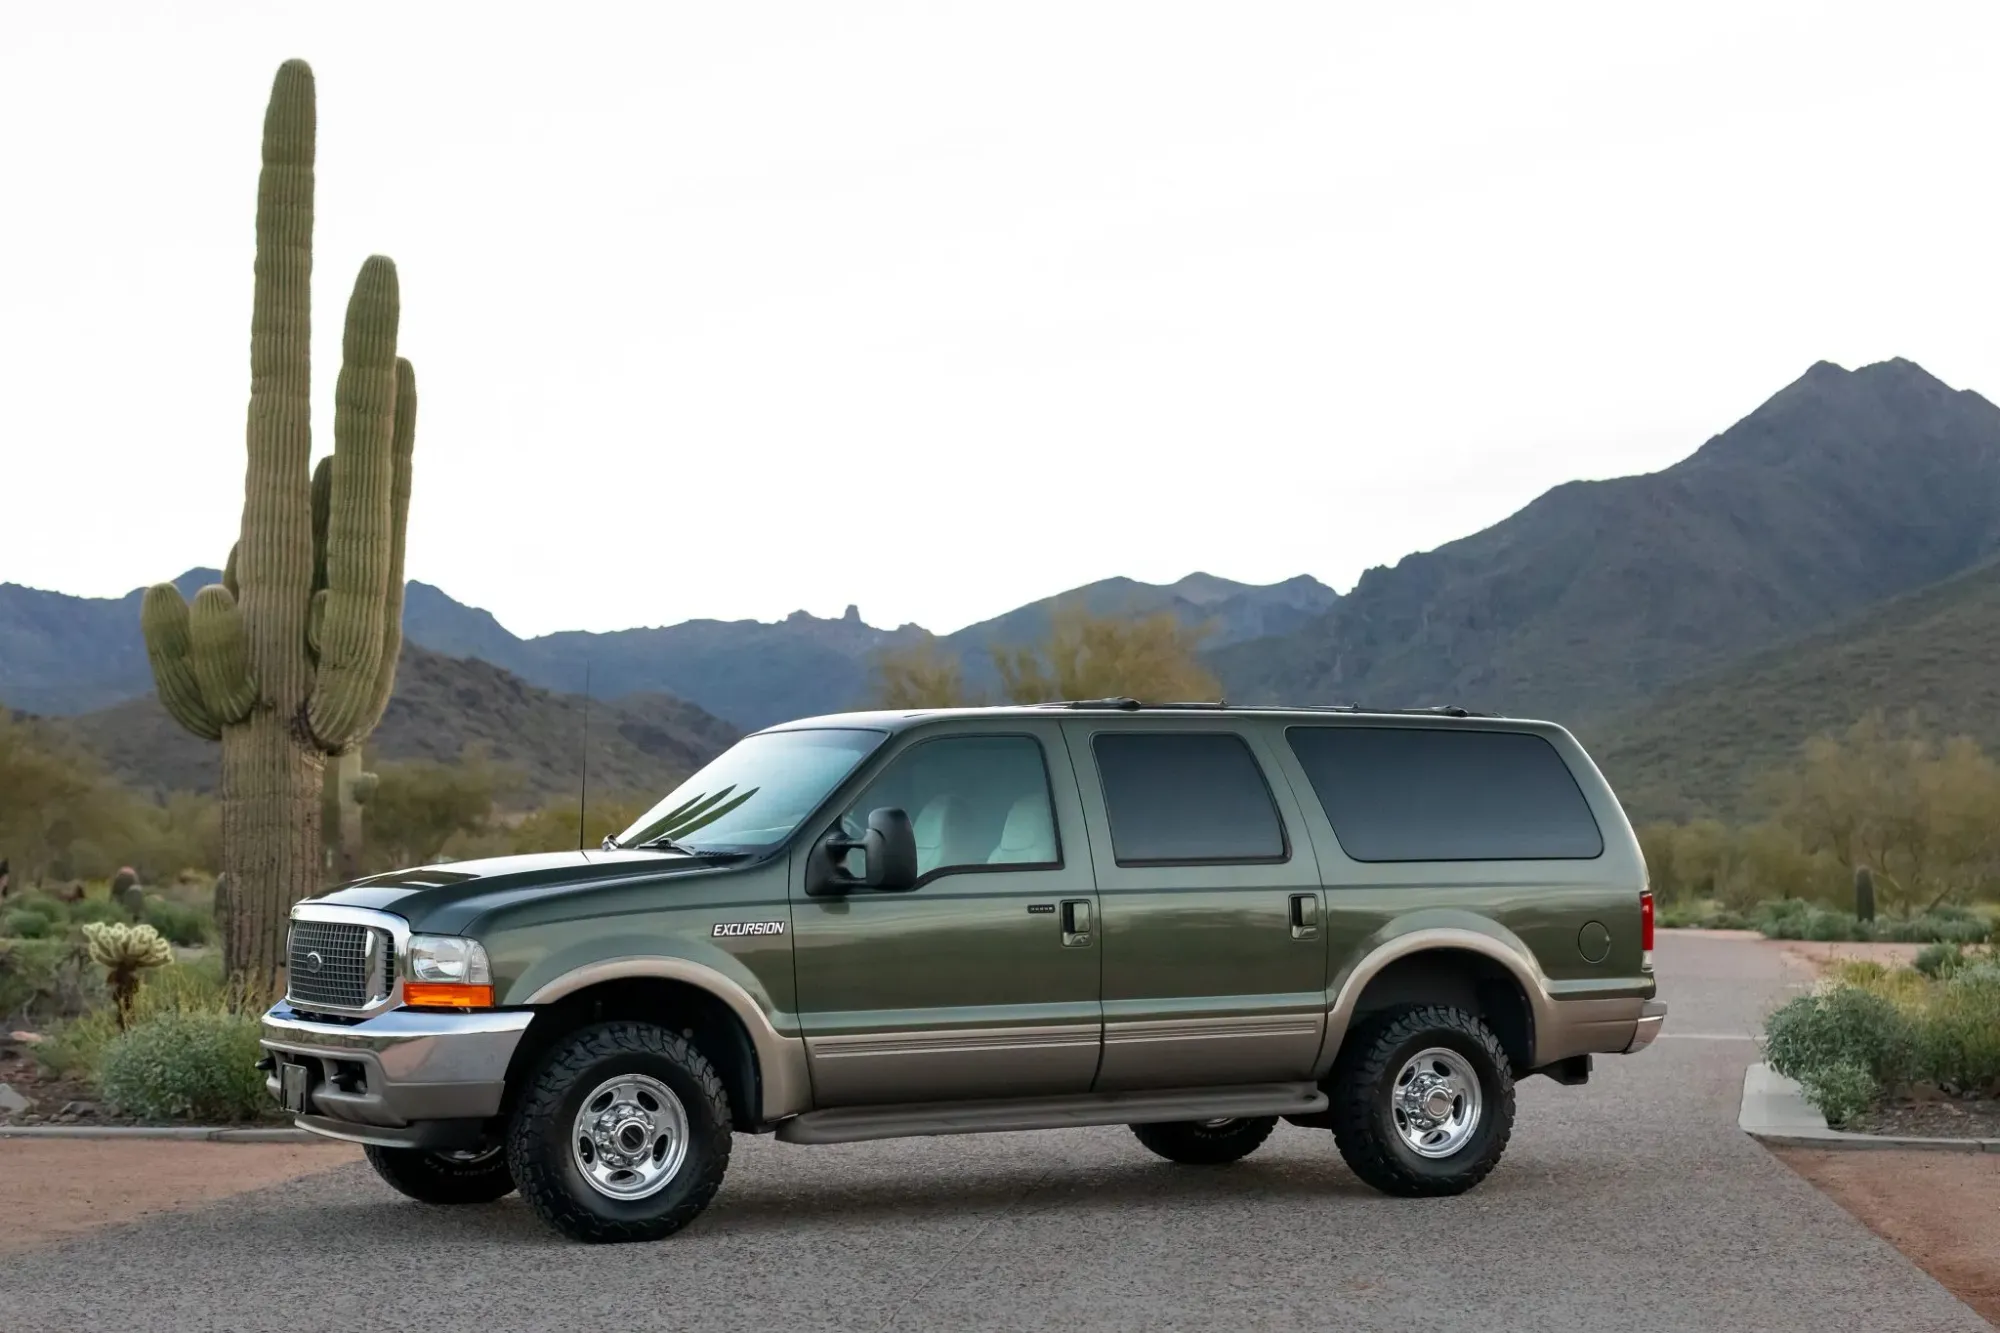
[83, 922, 175, 1026]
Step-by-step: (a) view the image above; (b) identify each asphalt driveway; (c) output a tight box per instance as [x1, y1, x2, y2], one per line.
[0, 932, 1987, 1332]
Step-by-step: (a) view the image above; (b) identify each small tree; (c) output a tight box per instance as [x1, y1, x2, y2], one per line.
[992, 605, 1219, 704]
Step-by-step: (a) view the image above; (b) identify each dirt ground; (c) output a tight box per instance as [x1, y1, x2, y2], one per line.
[0, 1139, 360, 1253]
[1767, 939, 1925, 973]
[1773, 1148, 2000, 1323]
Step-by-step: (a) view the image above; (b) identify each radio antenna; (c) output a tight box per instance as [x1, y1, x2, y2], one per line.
[577, 659, 591, 850]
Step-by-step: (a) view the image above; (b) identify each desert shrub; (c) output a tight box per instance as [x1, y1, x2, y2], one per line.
[1797, 1060, 1878, 1127]
[1913, 970, 2000, 1095]
[1914, 943, 1968, 979]
[36, 956, 253, 1081]
[0, 936, 97, 1022]
[1, 908, 55, 939]
[67, 896, 125, 926]
[1656, 899, 1750, 930]
[96, 1009, 268, 1122]
[1764, 984, 1911, 1095]
[142, 897, 213, 947]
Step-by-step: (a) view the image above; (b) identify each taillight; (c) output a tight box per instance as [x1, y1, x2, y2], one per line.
[1641, 889, 1655, 969]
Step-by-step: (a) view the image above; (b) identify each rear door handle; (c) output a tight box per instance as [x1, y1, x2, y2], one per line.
[1290, 893, 1320, 940]
[1061, 899, 1092, 947]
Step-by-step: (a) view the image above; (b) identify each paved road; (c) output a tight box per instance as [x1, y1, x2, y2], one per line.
[0, 933, 1988, 1332]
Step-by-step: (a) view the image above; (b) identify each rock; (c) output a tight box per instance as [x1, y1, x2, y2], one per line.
[0, 1082, 33, 1115]
[59, 1100, 98, 1118]
[8, 1031, 45, 1046]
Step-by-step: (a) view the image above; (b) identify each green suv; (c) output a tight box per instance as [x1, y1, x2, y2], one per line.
[260, 701, 1664, 1243]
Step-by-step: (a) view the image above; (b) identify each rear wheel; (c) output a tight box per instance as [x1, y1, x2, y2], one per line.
[506, 1020, 733, 1243]
[364, 1143, 515, 1205]
[1329, 1005, 1515, 1197]
[1130, 1115, 1277, 1165]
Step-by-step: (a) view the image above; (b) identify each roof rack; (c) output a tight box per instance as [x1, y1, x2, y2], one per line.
[1028, 699, 1488, 718]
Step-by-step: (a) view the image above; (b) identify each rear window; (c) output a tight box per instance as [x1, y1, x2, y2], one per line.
[1285, 726, 1603, 863]
[1093, 732, 1287, 864]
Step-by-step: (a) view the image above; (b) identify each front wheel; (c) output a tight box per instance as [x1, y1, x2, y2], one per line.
[364, 1143, 515, 1205]
[506, 1021, 733, 1243]
[1130, 1116, 1277, 1165]
[1328, 1005, 1515, 1197]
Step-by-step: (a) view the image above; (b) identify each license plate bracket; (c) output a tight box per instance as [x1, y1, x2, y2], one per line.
[280, 1059, 310, 1114]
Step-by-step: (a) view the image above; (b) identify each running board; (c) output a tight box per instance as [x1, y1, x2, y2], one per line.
[774, 1082, 1329, 1145]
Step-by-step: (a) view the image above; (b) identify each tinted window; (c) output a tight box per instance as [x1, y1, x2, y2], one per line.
[843, 735, 1059, 879]
[1286, 727, 1603, 862]
[1093, 732, 1286, 864]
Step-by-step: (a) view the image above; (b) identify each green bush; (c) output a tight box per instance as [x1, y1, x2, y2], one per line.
[1798, 1060, 1879, 1127]
[1915, 970, 2000, 1095]
[142, 898, 213, 947]
[1763, 985, 1911, 1092]
[1747, 900, 1991, 944]
[96, 1010, 268, 1122]
[35, 957, 239, 1080]
[1914, 943, 1967, 979]
[1, 908, 55, 939]
[0, 937, 97, 1022]
[67, 896, 125, 926]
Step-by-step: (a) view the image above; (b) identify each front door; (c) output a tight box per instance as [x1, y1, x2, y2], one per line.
[790, 724, 1102, 1107]
[1062, 721, 1327, 1092]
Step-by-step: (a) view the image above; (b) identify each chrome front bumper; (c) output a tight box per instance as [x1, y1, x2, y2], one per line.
[260, 1004, 533, 1149]
[1624, 998, 1668, 1053]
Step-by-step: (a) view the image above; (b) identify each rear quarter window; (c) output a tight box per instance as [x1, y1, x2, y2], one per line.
[1285, 726, 1603, 862]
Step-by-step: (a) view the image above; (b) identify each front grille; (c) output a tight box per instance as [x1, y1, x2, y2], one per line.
[287, 920, 390, 1011]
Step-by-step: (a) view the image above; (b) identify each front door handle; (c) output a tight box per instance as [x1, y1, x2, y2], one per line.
[1290, 893, 1320, 940]
[1061, 899, 1092, 947]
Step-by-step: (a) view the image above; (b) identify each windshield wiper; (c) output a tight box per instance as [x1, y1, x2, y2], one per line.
[625, 836, 747, 858]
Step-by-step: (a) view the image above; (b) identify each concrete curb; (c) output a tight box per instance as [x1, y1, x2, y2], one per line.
[1739, 1062, 2000, 1153]
[0, 1124, 313, 1143]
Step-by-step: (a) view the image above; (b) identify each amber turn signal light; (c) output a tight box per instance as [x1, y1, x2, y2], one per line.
[402, 982, 495, 1010]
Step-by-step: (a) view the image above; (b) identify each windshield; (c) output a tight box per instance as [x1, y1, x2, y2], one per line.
[613, 728, 885, 854]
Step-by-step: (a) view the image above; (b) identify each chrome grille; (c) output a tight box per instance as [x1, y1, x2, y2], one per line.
[287, 920, 387, 1012]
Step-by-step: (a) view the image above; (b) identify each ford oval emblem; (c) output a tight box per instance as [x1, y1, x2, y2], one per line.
[306, 951, 323, 973]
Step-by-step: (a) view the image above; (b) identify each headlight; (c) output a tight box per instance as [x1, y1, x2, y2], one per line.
[406, 935, 492, 985]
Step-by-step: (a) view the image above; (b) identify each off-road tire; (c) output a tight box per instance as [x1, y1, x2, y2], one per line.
[1130, 1115, 1278, 1165]
[506, 1021, 733, 1244]
[1329, 1005, 1515, 1197]
[363, 1144, 515, 1205]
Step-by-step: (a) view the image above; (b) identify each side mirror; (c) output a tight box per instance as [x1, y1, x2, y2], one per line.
[808, 807, 919, 896]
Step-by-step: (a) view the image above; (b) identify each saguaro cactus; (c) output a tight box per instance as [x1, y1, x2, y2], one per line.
[334, 748, 379, 880]
[139, 60, 417, 988]
[1853, 865, 1876, 923]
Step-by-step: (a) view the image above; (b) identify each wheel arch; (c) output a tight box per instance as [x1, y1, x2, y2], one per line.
[1315, 929, 1554, 1078]
[511, 958, 811, 1127]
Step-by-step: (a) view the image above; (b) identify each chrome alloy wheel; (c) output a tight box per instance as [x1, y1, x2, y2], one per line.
[570, 1073, 690, 1200]
[1391, 1047, 1483, 1159]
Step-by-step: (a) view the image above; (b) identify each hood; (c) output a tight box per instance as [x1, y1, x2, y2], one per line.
[307, 847, 742, 933]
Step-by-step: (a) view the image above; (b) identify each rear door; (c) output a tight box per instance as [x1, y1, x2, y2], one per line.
[789, 722, 1102, 1107]
[1061, 719, 1326, 1091]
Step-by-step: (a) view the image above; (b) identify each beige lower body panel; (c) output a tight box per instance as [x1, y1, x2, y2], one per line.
[1095, 1013, 1326, 1092]
[806, 1024, 1101, 1106]
[1536, 995, 1648, 1064]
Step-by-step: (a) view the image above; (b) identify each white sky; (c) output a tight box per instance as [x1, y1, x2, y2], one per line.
[5, 2, 2000, 636]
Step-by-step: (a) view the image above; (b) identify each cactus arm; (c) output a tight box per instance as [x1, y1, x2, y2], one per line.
[237, 58, 317, 714]
[354, 356, 417, 735]
[188, 585, 259, 725]
[310, 454, 332, 593]
[140, 585, 222, 740]
[223, 542, 239, 598]
[306, 255, 401, 749]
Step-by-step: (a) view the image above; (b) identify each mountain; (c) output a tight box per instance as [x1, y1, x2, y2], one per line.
[1582, 554, 2000, 823]
[1214, 359, 2000, 718]
[941, 571, 1338, 694]
[4, 569, 1336, 729]
[0, 568, 217, 715]
[52, 644, 739, 804]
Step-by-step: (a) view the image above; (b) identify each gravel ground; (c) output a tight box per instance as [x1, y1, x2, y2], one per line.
[0, 932, 1987, 1333]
